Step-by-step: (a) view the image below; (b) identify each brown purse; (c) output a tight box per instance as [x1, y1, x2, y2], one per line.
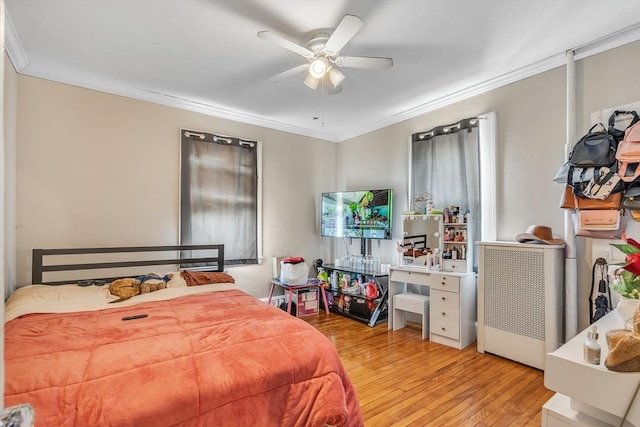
[559, 185, 622, 210]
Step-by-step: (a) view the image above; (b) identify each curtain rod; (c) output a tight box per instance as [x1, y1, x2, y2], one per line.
[413, 116, 484, 142]
[182, 129, 257, 148]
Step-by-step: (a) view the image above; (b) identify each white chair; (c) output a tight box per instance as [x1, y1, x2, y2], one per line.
[393, 293, 430, 340]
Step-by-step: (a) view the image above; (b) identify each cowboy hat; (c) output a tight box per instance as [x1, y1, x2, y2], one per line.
[515, 225, 565, 245]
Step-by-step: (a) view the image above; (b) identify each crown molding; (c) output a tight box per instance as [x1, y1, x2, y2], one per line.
[4, 9, 29, 71]
[335, 23, 640, 142]
[573, 23, 640, 60]
[15, 65, 342, 142]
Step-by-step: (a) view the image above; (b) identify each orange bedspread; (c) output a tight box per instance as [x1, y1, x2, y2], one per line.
[5, 289, 363, 426]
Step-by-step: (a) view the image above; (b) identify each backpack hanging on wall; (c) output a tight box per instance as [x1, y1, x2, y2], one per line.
[616, 121, 640, 182]
[568, 123, 617, 168]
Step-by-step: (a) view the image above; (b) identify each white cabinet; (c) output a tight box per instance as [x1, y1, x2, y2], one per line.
[429, 272, 477, 349]
[477, 241, 564, 370]
[542, 311, 640, 427]
[388, 267, 477, 350]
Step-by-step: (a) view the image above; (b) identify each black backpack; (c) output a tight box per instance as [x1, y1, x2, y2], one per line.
[568, 123, 617, 168]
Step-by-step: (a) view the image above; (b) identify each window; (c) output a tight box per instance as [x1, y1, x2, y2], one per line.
[180, 129, 261, 265]
[409, 112, 497, 270]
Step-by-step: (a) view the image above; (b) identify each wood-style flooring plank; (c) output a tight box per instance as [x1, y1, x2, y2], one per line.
[302, 314, 553, 427]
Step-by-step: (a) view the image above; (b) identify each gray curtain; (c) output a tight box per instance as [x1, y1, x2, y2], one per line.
[411, 118, 480, 268]
[181, 130, 257, 265]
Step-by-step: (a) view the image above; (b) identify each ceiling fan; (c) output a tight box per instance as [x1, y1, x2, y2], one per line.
[257, 14, 393, 93]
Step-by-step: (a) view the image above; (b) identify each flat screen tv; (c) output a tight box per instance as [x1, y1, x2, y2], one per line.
[321, 189, 392, 239]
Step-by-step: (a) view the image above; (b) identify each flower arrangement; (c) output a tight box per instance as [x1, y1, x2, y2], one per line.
[611, 233, 640, 300]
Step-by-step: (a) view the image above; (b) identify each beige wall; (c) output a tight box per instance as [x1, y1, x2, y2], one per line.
[338, 40, 640, 330]
[14, 77, 337, 297]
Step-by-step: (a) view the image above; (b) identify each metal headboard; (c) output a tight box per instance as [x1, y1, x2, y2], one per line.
[32, 244, 224, 285]
[402, 234, 428, 250]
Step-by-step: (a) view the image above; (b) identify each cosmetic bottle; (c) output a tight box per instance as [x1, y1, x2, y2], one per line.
[583, 325, 601, 365]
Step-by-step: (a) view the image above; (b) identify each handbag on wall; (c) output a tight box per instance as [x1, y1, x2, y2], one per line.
[571, 166, 623, 199]
[554, 163, 623, 189]
[618, 162, 640, 183]
[572, 211, 627, 239]
[608, 110, 640, 144]
[578, 209, 620, 230]
[568, 123, 617, 168]
[559, 185, 622, 210]
[622, 182, 640, 222]
[623, 184, 640, 210]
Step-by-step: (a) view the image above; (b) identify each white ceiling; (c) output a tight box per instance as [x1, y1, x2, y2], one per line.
[5, 0, 640, 142]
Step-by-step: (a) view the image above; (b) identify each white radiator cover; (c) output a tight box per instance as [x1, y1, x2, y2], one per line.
[477, 241, 565, 370]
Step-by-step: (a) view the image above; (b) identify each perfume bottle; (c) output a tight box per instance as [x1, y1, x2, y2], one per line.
[583, 325, 601, 365]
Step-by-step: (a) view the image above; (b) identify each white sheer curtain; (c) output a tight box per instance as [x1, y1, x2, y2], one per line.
[411, 118, 481, 268]
[180, 130, 258, 265]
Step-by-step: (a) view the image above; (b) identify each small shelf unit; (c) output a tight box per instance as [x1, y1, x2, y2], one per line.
[442, 221, 472, 273]
[323, 264, 388, 327]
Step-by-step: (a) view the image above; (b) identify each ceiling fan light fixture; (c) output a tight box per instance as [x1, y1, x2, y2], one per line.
[327, 84, 343, 95]
[328, 67, 346, 88]
[304, 74, 320, 90]
[258, 14, 393, 93]
[309, 57, 329, 78]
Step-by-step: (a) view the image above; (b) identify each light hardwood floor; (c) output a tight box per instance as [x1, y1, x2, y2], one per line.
[302, 313, 554, 426]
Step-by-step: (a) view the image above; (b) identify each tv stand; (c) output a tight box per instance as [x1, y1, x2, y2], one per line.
[323, 263, 388, 327]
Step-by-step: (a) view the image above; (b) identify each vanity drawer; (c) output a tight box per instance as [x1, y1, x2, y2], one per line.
[429, 274, 460, 293]
[443, 260, 467, 273]
[431, 289, 460, 309]
[430, 305, 460, 323]
[389, 269, 430, 286]
[430, 316, 460, 340]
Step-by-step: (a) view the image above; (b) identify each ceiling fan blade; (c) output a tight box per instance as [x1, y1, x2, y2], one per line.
[257, 31, 315, 58]
[324, 15, 364, 55]
[267, 64, 309, 83]
[335, 56, 393, 70]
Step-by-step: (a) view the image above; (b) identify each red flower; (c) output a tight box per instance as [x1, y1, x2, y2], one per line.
[625, 232, 640, 251]
[625, 252, 640, 276]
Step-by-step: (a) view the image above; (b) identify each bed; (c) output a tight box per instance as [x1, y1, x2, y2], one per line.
[4, 245, 363, 427]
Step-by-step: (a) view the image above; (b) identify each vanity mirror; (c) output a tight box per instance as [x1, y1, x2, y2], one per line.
[401, 214, 443, 264]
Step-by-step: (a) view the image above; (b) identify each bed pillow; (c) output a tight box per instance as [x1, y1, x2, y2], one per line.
[180, 270, 235, 286]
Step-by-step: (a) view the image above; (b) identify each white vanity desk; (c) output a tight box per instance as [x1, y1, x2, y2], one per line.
[388, 266, 477, 349]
